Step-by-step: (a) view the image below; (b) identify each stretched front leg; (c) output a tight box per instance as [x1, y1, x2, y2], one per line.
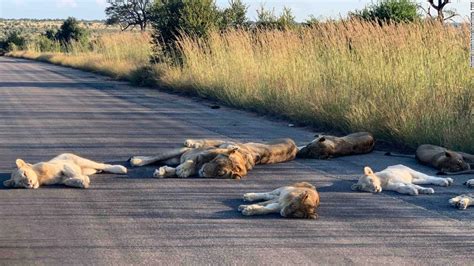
[238, 199, 278, 212]
[55, 153, 127, 174]
[240, 202, 281, 216]
[242, 188, 282, 202]
[386, 182, 419, 195]
[409, 169, 453, 187]
[449, 194, 474, 210]
[184, 139, 230, 149]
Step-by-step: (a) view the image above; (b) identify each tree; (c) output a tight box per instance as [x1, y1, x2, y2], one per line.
[256, 6, 296, 29]
[424, 0, 456, 22]
[55, 17, 89, 45]
[0, 31, 26, 52]
[105, 0, 153, 31]
[150, 0, 218, 54]
[219, 0, 248, 29]
[350, 0, 421, 23]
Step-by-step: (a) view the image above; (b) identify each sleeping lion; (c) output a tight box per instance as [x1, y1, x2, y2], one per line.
[449, 194, 474, 210]
[129, 138, 298, 179]
[351, 165, 453, 195]
[3, 153, 127, 189]
[238, 182, 320, 219]
[297, 132, 375, 159]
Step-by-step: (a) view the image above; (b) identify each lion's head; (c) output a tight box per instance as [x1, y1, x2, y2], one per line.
[280, 189, 319, 219]
[351, 166, 382, 193]
[297, 135, 335, 159]
[438, 151, 470, 173]
[4, 159, 39, 189]
[198, 147, 247, 179]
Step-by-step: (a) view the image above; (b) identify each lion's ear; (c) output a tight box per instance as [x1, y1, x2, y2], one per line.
[3, 179, 14, 187]
[314, 134, 321, 138]
[445, 151, 452, 158]
[300, 191, 309, 202]
[318, 137, 326, 142]
[351, 184, 361, 191]
[364, 166, 374, 175]
[15, 159, 27, 169]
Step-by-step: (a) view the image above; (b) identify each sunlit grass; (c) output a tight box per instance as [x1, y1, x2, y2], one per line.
[9, 21, 474, 152]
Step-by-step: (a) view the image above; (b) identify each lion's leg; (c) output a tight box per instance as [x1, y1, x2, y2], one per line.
[240, 203, 280, 216]
[411, 174, 453, 187]
[163, 157, 180, 166]
[153, 166, 177, 178]
[465, 179, 474, 188]
[242, 190, 281, 202]
[184, 139, 228, 148]
[175, 160, 197, 178]
[129, 155, 163, 167]
[449, 194, 474, 210]
[388, 183, 419, 195]
[56, 153, 127, 174]
[238, 199, 278, 211]
[410, 184, 434, 194]
[63, 175, 90, 189]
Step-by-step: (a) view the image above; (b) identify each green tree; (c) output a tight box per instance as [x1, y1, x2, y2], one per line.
[350, 0, 421, 23]
[150, 0, 218, 55]
[1, 31, 27, 51]
[55, 17, 89, 46]
[256, 6, 296, 29]
[105, 0, 153, 31]
[219, 0, 248, 29]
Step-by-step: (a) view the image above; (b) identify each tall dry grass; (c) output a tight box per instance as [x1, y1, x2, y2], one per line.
[9, 21, 474, 152]
[162, 21, 473, 152]
[10, 32, 152, 79]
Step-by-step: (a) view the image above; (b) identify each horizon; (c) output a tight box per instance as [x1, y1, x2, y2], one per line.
[0, 0, 471, 22]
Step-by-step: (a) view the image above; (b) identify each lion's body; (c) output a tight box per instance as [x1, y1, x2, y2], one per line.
[238, 182, 320, 219]
[129, 138, 298, 179]
[449, 194, 474, 210]
[351, 164, 453, 195]
[297, 132, 375, 159]
[415, 144, 473, 173]
[4, 153, 127, 189]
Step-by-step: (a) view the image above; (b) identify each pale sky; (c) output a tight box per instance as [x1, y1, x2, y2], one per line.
[0, 0, 471, 22]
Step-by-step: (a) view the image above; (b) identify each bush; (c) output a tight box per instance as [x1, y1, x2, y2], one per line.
[350, 0, 421, 23]
[150, 0, 218, 56]
[55, 17, 89, 50]
[1, 31, 27, 51]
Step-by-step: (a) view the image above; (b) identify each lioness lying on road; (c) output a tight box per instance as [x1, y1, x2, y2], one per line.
[130, 138, 298, 179]
[351, 165, 453, 195]
[386, 144, 474, 174]
[3, 153, 127, 189]
[297, 132, 375, 159]
[238, 182, 320, 219]
[449, 194, 474, 210]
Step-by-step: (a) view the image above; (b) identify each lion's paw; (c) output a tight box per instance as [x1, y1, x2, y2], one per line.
[129, 156, 146, 167]
[465, 179, 474, 188]
[243, 193, 257, 202]
[184, 139, 202, 148]
[153, 167, 166, 178]
[241, 205, 257, 216]
[420, 188, 435, 194]
[449, 195, 472, 210]
[238, 205, 248, 212]
[441, 178, 454, 187]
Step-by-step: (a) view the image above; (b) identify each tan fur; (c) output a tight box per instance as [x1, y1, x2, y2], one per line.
[3, 153, 127, 189]
[416, 144, 473, 173]
[238, 182, 320, 219]
[297, 132, 375, 159]
[129, 138, 298, 179]
[449, 194, 474, 210]
[352, 165, 453, 195]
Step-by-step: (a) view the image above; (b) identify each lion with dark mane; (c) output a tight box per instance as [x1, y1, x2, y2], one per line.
[129, 138, 298, 179]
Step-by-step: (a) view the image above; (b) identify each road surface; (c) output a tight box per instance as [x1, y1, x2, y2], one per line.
[0, 56, 472, 264]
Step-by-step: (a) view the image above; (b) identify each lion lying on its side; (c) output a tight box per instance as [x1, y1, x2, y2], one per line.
[3, 153, 127, 189]
[449, 194, 474, 210]
[129, 138, 298, 179]
[297, 132, 375, 159]
[238, 182, 320, 219]
[351, 165, 453, 195]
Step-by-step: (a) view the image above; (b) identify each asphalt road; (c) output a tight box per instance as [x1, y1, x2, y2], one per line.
[0, 56, 472, 265]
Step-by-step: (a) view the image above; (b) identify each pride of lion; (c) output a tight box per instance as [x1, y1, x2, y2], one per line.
[4, 132, 474, 216]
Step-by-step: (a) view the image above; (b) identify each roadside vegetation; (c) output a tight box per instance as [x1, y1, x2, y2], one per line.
[3, 0, 473, 152]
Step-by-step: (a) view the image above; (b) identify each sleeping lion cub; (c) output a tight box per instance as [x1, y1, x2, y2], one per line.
[449, 194, 474, 210]
[351, 165, 453, 195]
[3, 153, 127, 189]
[130, 138, 297, 179]
[238, 182, 320, 219]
